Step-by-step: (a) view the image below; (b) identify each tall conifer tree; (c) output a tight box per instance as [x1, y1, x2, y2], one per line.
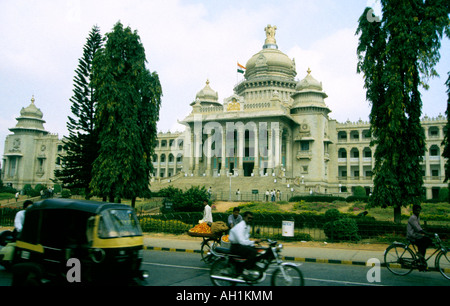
[55, 25, 103, 197]
[442, 72, 450, 202]
[356, 1, 450, 222]
[90, 22, 162, 206]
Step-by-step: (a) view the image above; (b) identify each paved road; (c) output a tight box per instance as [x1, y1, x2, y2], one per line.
[0, 250, 448, 287]
[142, 250, 450, 287]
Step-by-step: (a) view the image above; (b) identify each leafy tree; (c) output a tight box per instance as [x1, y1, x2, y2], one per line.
[55, 25, 103, 198]
[90, 22, 162, 207]
[356, 1, 450, 223]
[442, 72, 450, 202]
[353, 186, 367, 197]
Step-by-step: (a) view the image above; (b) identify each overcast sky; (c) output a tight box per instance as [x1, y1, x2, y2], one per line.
[1, 0, 449, 159]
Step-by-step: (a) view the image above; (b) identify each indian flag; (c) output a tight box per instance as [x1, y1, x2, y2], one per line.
[237, 62, 246, 74]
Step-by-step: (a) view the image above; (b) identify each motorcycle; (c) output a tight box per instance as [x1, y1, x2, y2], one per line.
[209, 238, 304, 286]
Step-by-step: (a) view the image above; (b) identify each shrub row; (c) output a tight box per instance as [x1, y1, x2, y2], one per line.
[289, 195, 369, 203]
[144, 209, 450, 242]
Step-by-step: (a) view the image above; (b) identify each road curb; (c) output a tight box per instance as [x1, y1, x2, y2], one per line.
[144, 245, 369, 267]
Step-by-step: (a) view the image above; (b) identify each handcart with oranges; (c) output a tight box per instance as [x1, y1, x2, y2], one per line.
[188, 221, 229, 264]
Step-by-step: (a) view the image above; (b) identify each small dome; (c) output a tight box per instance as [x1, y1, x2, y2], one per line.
[195, 79, 219, 102]
[20, 96, 44, 119]
[296, 68, 323, 91]
[10, 96, 48, 134]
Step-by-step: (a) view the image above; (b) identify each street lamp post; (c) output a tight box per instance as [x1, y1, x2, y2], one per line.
[228, 172, 237, 201]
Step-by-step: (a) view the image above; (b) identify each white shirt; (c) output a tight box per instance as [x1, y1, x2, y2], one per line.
[202, 205, 213, 223]
[14, 210, 26, 232]
[229, 220, 254, 246]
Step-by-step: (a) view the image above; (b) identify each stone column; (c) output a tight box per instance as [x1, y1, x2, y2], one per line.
[253, 124, 260, 176]
[206, 134, 212, 176]
[267, 126, 273, 175]
[238, 127, 244, 176]
[286, 129, 292, 176]
[189, 129, 194, 175]
[194, 130, 202, 176]
[221, 124, 227, 176]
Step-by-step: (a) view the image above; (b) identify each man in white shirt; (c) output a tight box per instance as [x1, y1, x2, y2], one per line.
[14, 200, 33, 237]
[202, 200, 213, 223]
[229, 211, 260, 270]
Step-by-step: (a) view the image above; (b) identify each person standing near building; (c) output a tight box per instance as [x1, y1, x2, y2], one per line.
[207, 187, 212, 200]
[201, 200, 213, 224]
[14, 200, 33, 237]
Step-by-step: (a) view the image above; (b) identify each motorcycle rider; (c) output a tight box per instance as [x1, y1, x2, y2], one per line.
[228, 211, 261, 275]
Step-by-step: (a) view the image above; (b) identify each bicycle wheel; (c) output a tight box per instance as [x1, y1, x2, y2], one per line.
[436, 251, 450, 280]
[384, 244, 416, 276]
[201, 238, 219, 263]
[271, 265, 304, 286]
[210, 258, 235, 286]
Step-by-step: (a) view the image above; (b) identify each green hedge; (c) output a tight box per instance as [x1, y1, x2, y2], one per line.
[289, 195, 346, 203]
[146, 210, 450, 241]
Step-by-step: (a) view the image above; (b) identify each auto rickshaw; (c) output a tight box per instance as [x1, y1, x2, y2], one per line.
[1, 198, 148, 286]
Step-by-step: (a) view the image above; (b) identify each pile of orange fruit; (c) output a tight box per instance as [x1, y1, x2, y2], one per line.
[221, 235, 230, 242]
[189, 222, 212, 234]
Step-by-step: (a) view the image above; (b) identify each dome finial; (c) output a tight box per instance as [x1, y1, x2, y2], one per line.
[31, 95, 35, 104]
[307, 68, 311, 75]
[263, 24, 278, 49]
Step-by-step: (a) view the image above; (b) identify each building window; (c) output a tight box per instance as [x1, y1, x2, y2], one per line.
[430, 145, 440, 156]
[338, 148, 347, 158]
[300, 141, 309, 151]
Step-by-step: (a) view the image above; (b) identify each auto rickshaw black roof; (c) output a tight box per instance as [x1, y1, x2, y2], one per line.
[27, 198, 134, 214]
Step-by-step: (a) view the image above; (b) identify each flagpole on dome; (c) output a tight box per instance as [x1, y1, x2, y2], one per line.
[237, 61, 246, 83]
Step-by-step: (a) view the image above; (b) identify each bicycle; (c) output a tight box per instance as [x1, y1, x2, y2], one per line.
[384, 233, 449, 280]
[200, 235, 222, 263]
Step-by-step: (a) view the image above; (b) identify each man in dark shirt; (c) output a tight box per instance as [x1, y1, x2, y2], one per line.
[407, 204, 432, 270]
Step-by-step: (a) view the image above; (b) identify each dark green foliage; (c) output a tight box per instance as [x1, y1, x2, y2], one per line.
[160, 186, 209, 213]
[55, 25, 103, 197]
[323, 208, 360, 242]
[438, 187, 449, 203]
[356, 2, 450, 222]
[90, 22, 162, 205]
[324, 208, 341, 222]
[442, 72, 450, 202]
[288, 195, 346, 203]
[61, 189, 72, 198]
[324, 218, 360, 242]
[353, 186, 366, 197]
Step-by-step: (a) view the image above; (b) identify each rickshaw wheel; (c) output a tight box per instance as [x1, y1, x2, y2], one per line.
[11, 263, 42, 286]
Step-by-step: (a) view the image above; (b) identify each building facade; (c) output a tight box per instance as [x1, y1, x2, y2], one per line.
[2, 96, 65, 190]
[152, 25, 447, 199]
[2, 25, 447, 199]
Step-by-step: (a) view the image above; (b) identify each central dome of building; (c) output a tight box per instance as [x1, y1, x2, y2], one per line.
[244, 25, 296, 80]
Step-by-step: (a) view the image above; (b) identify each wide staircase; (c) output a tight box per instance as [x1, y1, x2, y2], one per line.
[150, 173, 301, 201]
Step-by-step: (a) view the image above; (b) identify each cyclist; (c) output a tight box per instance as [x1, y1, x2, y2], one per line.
[407, 204, 432, 271]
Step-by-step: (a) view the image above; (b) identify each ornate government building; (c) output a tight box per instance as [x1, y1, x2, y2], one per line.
[2, 25, 447, 199]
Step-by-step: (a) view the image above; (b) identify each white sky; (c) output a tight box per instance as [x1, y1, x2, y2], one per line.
[1, 0, 449, 159]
